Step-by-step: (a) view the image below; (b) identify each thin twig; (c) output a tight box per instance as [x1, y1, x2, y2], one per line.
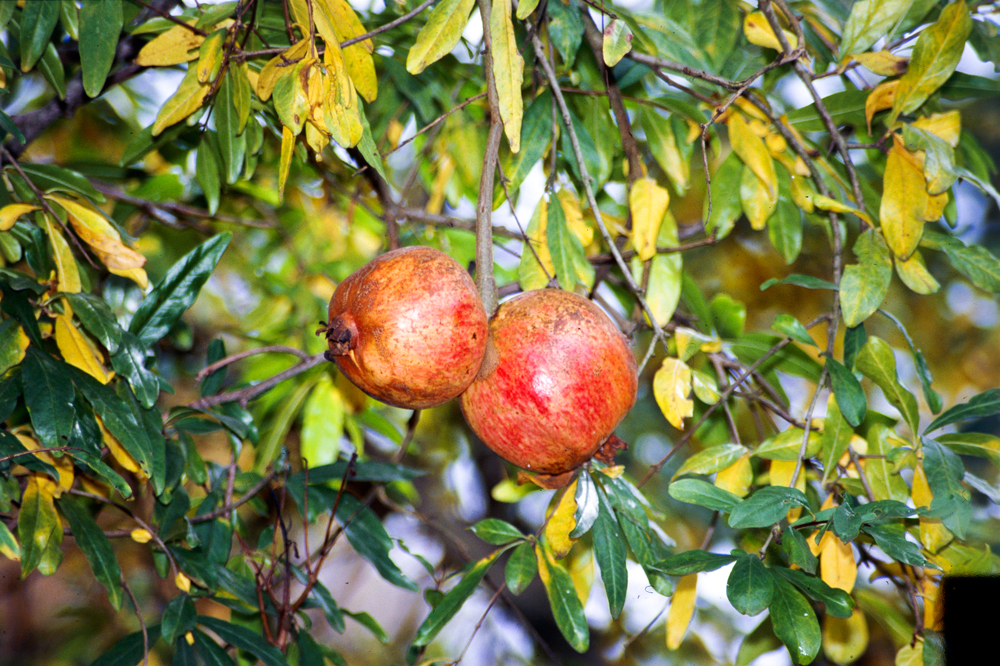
[195, 345, 312, 383]
[341, 0, 435, 48]
[475, 0, 503, 318]
[189, 353, 327, 410]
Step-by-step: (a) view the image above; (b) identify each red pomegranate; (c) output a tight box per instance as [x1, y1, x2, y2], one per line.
[320, 246, 488, 409]
[460, 289, 637, 476]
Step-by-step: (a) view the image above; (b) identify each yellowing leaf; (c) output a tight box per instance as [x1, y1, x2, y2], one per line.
[896, 249, 940, 294]
[896, 643, 923, 666]
[602, 19, 633, 67]
[323, 44, 364, 148]
[769, 459, 806, 521]
[518, 198, 555, 290]
[865, 79, 898, 133]
[920, 575, 943, 631]
[152, 66, 211, 136]
[823, 609, 869, 665]
[55, 314, 110, 383]
[98, 417, 149, 483]
[196, 28, 225, 83]
[130, 528, 153, 544]
[135, 21, 204, 66]
[630, 178, 669, 262]
[407, 0, 476, 75]
[48, 195, 146, 271]
[811, 194, 873, 225]
[743, 12, 798, 52]
[490, 0, 524, 153]
[256, 40, 311, 102]
[913, 462, 951, 552]
[41, 214, 81, 293]
[924, 190, 948, 222]
[912, 110, 961, 147]
[818, 529, 857, 593]
[653, 358, 693, 429]
[543, 482, 579, 559]
[666, 573, 697, 650]
[715, 454, 752, 498]
[0, 203, 39, 230]
[728, 112, 777, 199]
[851, 50, 908, 77]
[278, 125, 295, 200]
[110, 267, 148, 290]
[881, 139, 928, 260]
[175, 572, 192, 592]
[319, 0, 373, 53]
[426, 154, 455, 215]
[556, 190, 592, 247]
[788, 173, 817, 212]
[16, 433, 74, 496]
[740, 163, 777, 230]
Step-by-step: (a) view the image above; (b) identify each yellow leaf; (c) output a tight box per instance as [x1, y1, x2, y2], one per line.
[490, 0, 524, 153]
[319, 0, 373, 53]
[175, 572, 192, 592]
[556, 190, 592, 247]
[629, 178, 669, 262]
[48, 195, 146, 271]
[131, 528, 153, 544]
[41, 215, 81, 293]
[54, 314, 110, 383]
[426, 154, 456, 215]
[865, 80, 898, 133]
[152, 66, 211, 136]
[407, 0, 476, 75]
[818, 529, 857, 593]
[823, 609, 869, 664]
[653, 358, 693, 429]
[740, 163, 777, 230]
[788, 173, 817, 212]
[920, 574, 943, 631]
[135, 21, 204, 66]
[881, 139, 928, 260]
[196, 28, 226, 83]
[924, 189, 948, 222]
[811, 193, 873, 225]
[110, 266, 148, 290]
[715, 454, 752, 498]
[733, 96, 770, 122]
[769, 459, 806, 522]
[543, 481, 579, 559]
[518, 198, 555, 290]
[896, 249, 940, 294]
[912, 110, 961, 147]
[666, 574, 697, 650]
[305, 121, 330, 154]
[312, 0, 377, 101]
[896, 642, 924, 666]
[257, 41, 311, 102]
[851, 50, 909, 77]
[16, 433, 74, 496]
[98, 417, 149, 483]
[743, 12, 798, 52]
[323, 44, 365, 149]
[728, 112, 777, 199]
[565, 545, 594, 608]
[0, 203, 39, 230]
[278, 125, 295, 200]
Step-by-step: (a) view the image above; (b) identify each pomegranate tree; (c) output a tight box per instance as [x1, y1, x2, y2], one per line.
[320, 246, 488, 409]
[460, 289, 637, 477]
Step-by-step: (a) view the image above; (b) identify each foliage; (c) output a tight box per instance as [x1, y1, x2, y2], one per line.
[1, 0, 1000, 665]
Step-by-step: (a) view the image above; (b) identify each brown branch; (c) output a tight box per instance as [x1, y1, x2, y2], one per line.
[341, 0, 435, 49]
[194, 345, 312, 383]
[188, 470, 278, 524]
[93, 183, 276, 230]
[475, 0, 503, 318]
[188, 353, 328, 410]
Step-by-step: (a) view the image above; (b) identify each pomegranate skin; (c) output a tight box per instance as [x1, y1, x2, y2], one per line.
[460, 289, 637, 475]
[322, 246, 488, 409]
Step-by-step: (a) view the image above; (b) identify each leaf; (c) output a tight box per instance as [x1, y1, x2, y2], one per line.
[810, 194, 873, 226]
[653, 550, 738, 576]
[505, 541, 537, 595]
[876, 309, 942, 413]
[653, 357, 693, 430]
[592, 482, 628, 619]
[728, 112, 776, 200]
[62, 293, 122, 354]
[215, 69, 247, 185]
[602, 19, 633, 67]
[855, 336, 920, 434]
[57, 495, 123, 610]
[668, 478, 741, 512]
[743, 12, 797, 51]
[547, 193, 593, 290]
[547, 0, 583, 65]
[754, 428, 820, 461]
[881, 140, 929, 259]
[0, 203, 39, 230]
[197, 617, 288, 666]
[490, 0, 524, 153]
[469, 518, 525, 545]
[570, 470, 599, 538]
[90, 626, 163, 666]
[42, 214, 82, 294]
[786, 90, 869, 132]
[110, 331, 160, 409]
[135, 20, 204, 66]
[839, 0, 911, 60]
[49, 194, 145, 272]
[153, 66, 211, 136]
[769, 574, 821, 665]
[863, 524, 929, 567]
[536, 540, 589, 653]
[825, 356, 866, 427]
[13, 164, 105, 203]
[80, 0, 123, 97]
[936, 432, 1000, 466]
[852, 50, 909, 77]
[819, 395, 854, 484]
[839, 229, 892, 327]
[890, 0, 973, 124]
[760, 274, 837, 291]
[22, 348, 76, 450]
[666, 574, 698, 649]
[896, 249, 941, 294]
[645, 215, 683, 327]
[771, 314, 816, 347]
[406, 0, 475, 74]
[19, 0, 60, 72]
[412, 550, 502, 647]
[923, 231, 1000, 293]
[740, 162, 777, 230]
[772, 567, 855, 619]
[18, 475, 62, 577]
[129, 233, 232, 346]
[728, 486, 809, 529]
[336, 494, 417, 591]
[704, 151, 743, 239]
[55, 313, 110, 384]
[629, 177, 668, 262]
[782, 527, 818, 574]
[768, 168, 803, 264]
[642, 109, 691, 195]
[727, 551, 773, 615]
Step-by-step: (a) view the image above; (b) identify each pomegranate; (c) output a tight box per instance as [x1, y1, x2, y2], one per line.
[320, 246, 488, 409]
[460, 289, 637, 477]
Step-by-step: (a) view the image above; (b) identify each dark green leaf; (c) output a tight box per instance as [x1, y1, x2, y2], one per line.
[771, 566, 854, 619]
[196, 134, 222, 215]
[22, 348, 76, 449]
[547, 193, 593, 290]
[727, 552, 773, 615]
[570, 470, 599, 538]
[412, 550, 501, 647]
[508, 91, 553, 192]
[336, 494, 417, 591]
[652, 549, 739, 575]
[925, 388, 1000, 434]
[769, 575, 821, 665]
[819, 395, 853, 484]
[57, 495, 123, 611]
[197, 617, 288, 666]
[469, 518, 525, 545]
[768, 168, 803, 264]
[63, 293, 123, 354]
[668, 478, 742, 512]
[843, 324, 867, 371]
[926, 230, 1000, 292]
[547, 0, 583, 65]
[14, 163, 105, 202]
[80, 0, 123, 97]
[760, 274, 837, 291]
[313, 581, 346, 633]
[90, 625, 162, 666]
[786, 90, 868, 132]
[0, 429, 58, 478]
[172, 637, 197, 666]
[825, 356, 866, 427]
[161, 594, 197, 645]
[593, 483, 628, 619]
[831, 500, 862, 542]
[939, 72, 1000, 100]
[129, 233, 232, 346]
[20, 0, 60, 71]
[111, 331, 160, 409]
[0, 109, 25, 144]
[536, 541, 589, 653]
[781, 527, 817, 574]
[192, 630, 236, 666]
[1, 280, 43, 346]
[728, 486, 810, 529]
[863, 524, 929, 567]
[505, 541, 537, 595]
[704, 151, 743, 239]
[730, 333, 823, 383]
[216, 70, 247, 185]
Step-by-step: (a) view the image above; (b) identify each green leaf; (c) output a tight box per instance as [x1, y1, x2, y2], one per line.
[129, 233, 232, 346]
[925, 230, 1000, 292]
[570, 470, 599, 538]
[673, 443, 748, 478]
[57, 495, 123, 611]
[80, 0, 123, 97]
[771, 567, 854, 619]
[754, 428, 820, 461]
[843, 324, 867, 371]
[548, 0, 584, 65]
[925, 388, 1000, 433]
[216, 70, 247, 185]
[63, 293, 123, 354]
[760, 274, 837, 291]
[839, 0, 911, 59]
[536, 540, 589, 653]
[505, 540, 537, 595]
[593, 483, 628, 619]
[111, 331, 160, 409]
[831, 499, 862, 542]
[653, 550, 738, 575]
[727, 552, 773, 616]
[192, 630, 235, 666]
[344, 610, 389, 644]
[781, 527, 817, 574]
[336, 494, 418, 591]
[37, 41, 66, 99]
[196, 618, 287, 666]
[668, 478, 741, 512]
[863, 524, 930, 567]
[547, 193, 594, 291]
[785, 90, 869, 132]
[709, 293, 745, 338]
[728, 486, 809, 529]
[412, 550, 501, 647]
[469, 518, 525, 545]
[769, 574, 821, 665]
[22, 348, 76, 449]
[730, 333, 823, 383]
[936, 432, 1000, 466]
[507, 91, 553, 192]
[406, 0, 476, 74]
[825, 356, 866, 427]
[865, 424, 910, 502]
[768, 168, 802, 264]
[12, 163, 106, 203]
[18, 475, 63, 577]
[312, 581, 346, 633]
[855, 336, 920, 434]
[922, 437, 966, 499]
[704, 151, 743, 239]
[819, 395, 854, 484]
[902, 125, 958, 195]
[878, 309, 942, 413]
[840, 229, 892, 327]
[160, 594, 197, 645]
[940, 71, 1000, 100]
[1, 281, 42, 347]
[0, 520, 19, 561]
[0, 108, 25, 144]
[645, 213, 683, 327]
[770, 314, 816, 347]
[19, 0, 60, 71]
[196, 133, 221, 215]
[90, 625, 163, 666]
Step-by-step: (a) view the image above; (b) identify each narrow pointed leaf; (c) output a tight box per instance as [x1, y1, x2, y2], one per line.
[770, 575, 821, 664]
[80, 0, 124, 97]
[57, 495, 123, 610]
[406, 0, 476, 74]
[840, 229, 892, 327]
[412, 550, 502, 647]
[593, 483, 628, 619]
